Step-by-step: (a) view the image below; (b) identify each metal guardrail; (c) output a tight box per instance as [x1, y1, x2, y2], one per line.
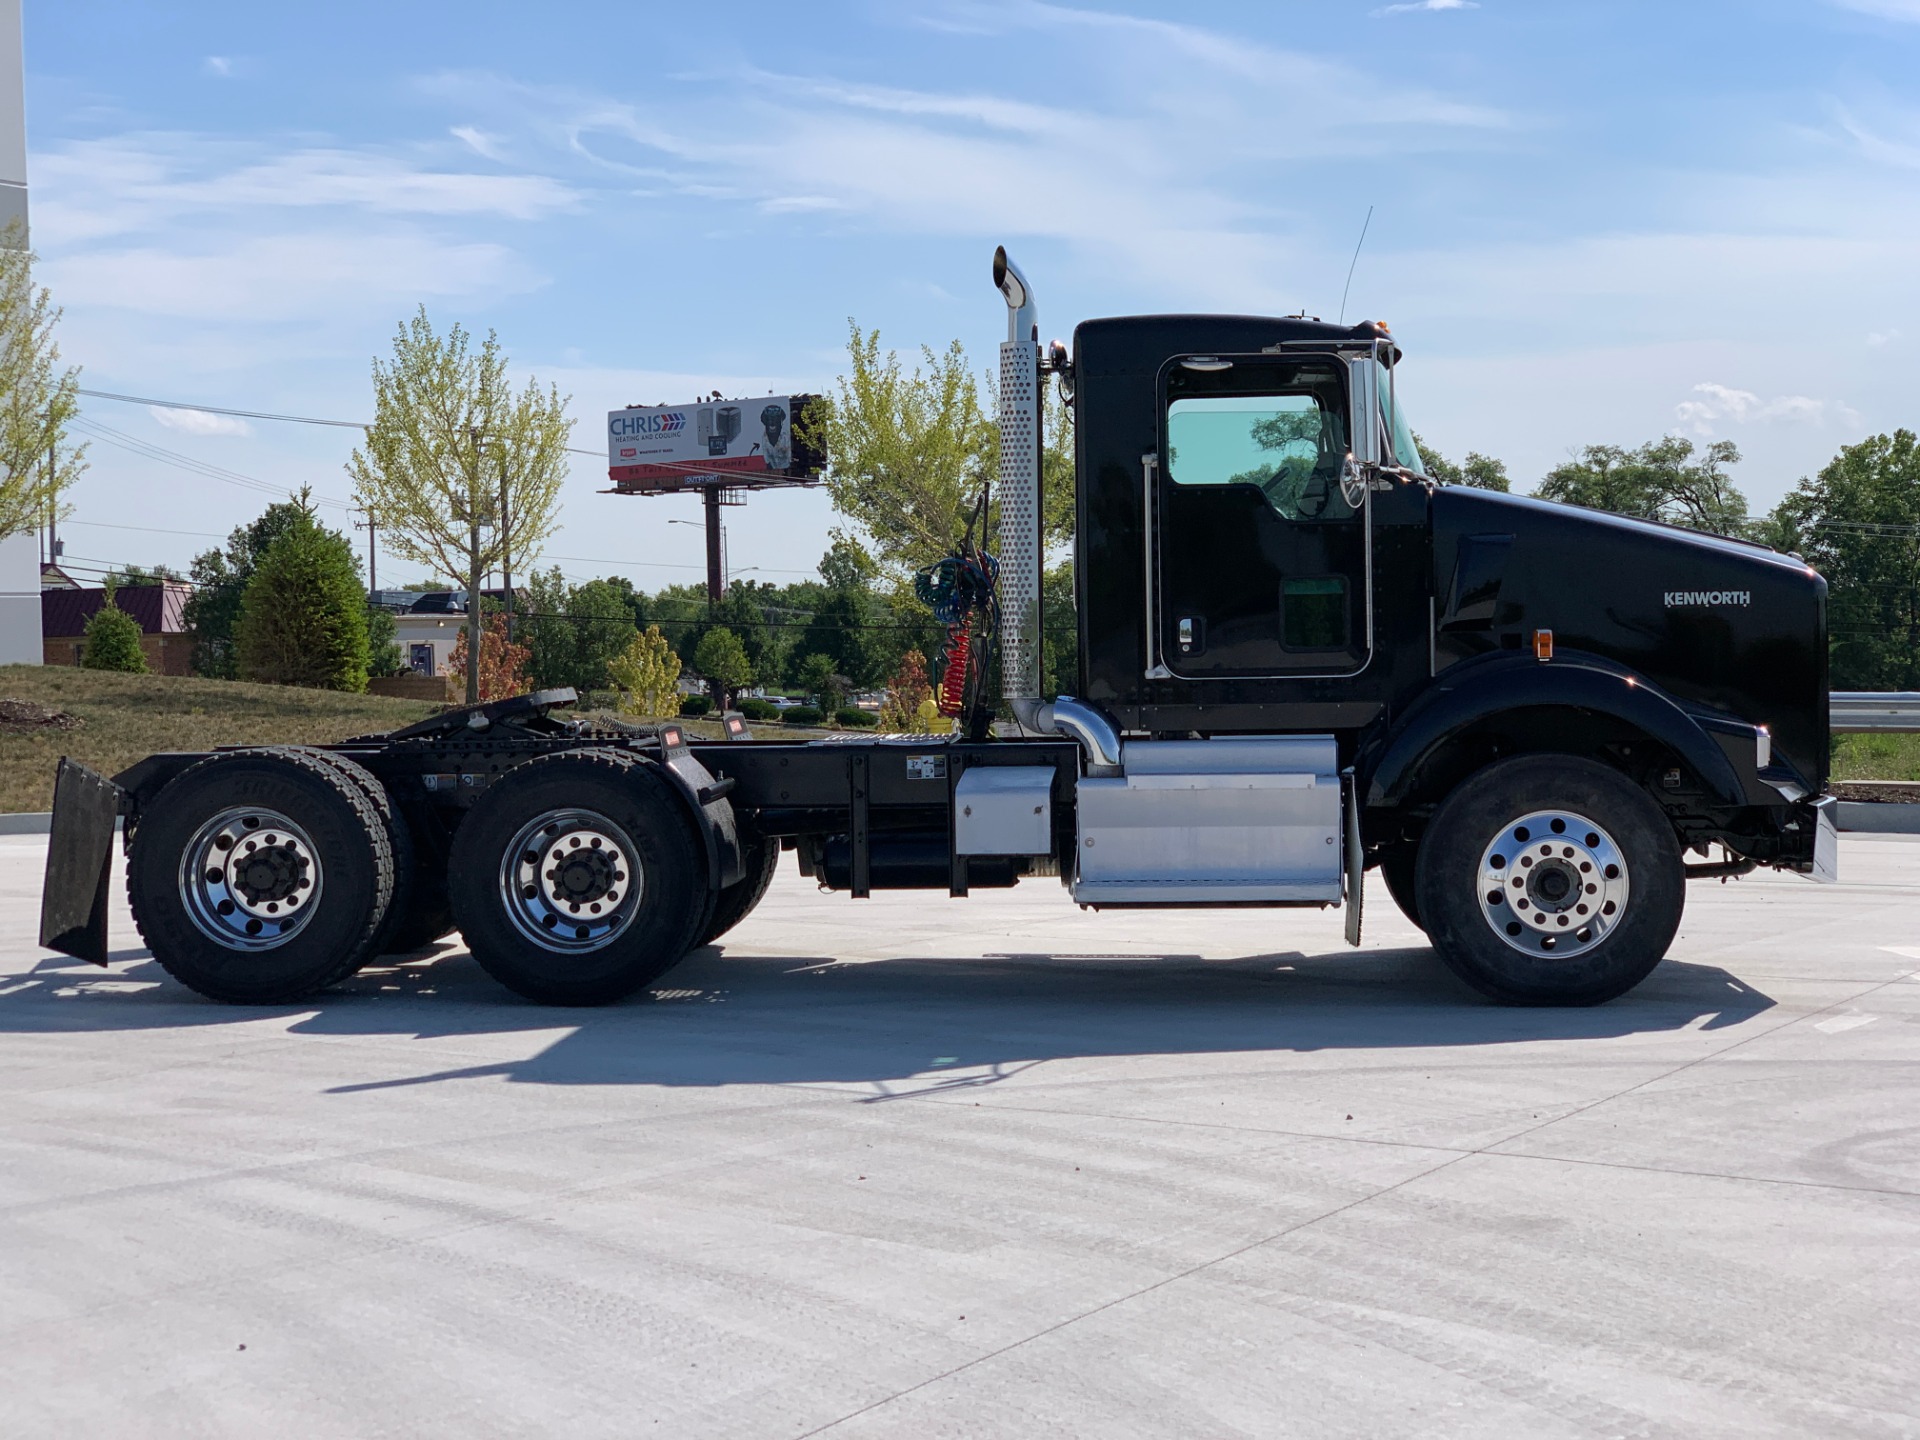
[1831, 693, 1920, 733]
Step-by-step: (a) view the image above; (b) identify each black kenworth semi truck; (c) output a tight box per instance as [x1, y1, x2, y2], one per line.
[38, 248, 1836, 1008]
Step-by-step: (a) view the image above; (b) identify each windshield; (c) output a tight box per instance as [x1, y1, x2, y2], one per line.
[1375, 360, 1421, 471]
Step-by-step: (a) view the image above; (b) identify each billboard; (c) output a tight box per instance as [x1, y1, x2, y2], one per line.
[606, 394, 823, 494]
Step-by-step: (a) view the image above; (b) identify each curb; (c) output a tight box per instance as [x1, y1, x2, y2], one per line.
[1834, 801, 1920, 835]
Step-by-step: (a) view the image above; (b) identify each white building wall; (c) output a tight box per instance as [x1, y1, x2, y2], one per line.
[0, 0, 24, 239]
[0, 528, 40, 664]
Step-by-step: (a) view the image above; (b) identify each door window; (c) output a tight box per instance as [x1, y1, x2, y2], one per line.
[1167, 387, 1352, 523]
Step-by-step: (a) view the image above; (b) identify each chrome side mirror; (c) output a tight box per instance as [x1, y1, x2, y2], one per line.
[1340, 453, 1371, 509]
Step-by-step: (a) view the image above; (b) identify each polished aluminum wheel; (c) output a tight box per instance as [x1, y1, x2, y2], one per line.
[1476, 808, 1629, 959]
[178, 806, 323, 951]
[499, 808, 644, 953]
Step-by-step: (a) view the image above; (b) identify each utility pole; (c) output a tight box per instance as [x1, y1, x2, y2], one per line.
[498, 444, 512, 642]
[465, 426, 483, 707]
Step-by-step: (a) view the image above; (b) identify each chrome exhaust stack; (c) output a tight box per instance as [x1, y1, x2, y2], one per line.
[993, 245, 1044, 732]
[991, 246, 1121, 776]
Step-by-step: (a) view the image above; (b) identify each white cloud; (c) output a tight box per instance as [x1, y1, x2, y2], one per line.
[148, 406, 251, 437]
[1377, 0, 1479, 13]
[1868, 329, 1901, 346]
[32, 135, 581, 249]
[44, 232, 542, 322]
[203, 56, 234, 78]
[450, 125, 508, 163]
[1673, 382, 1862, 436]
[1827, 1, 1920, 18]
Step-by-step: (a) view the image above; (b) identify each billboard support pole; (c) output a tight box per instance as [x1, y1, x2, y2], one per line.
[703, 487, 724, 608]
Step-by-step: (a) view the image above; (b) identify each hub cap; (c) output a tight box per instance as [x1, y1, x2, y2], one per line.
[179, 807, 323, 951]
[1476, 808, 1629, 959]
[499, 808, 643, 953]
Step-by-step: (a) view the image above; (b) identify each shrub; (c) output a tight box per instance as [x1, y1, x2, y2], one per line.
[447, 613, 533, 703]
[679, 694, 713, 717]
[606, 625, 682, 718]
[782, 705, 822, 726]
[878, 649, 932, 731]
[737, 698, 780, 722]
[835, 708, 879, 728]
[82, 590, 148, 674]
[235, 517, 371, 691]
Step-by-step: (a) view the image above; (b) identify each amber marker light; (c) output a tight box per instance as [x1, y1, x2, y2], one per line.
[1533, 629, 1553, 661]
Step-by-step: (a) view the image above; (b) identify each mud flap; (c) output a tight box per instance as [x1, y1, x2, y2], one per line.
[38, 758, 123, 965]
[1810, 794, 1839, 884]
[1343, 767, 1363, 947]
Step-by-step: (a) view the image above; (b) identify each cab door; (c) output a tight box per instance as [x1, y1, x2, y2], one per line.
[1153, 354, 1373, 679]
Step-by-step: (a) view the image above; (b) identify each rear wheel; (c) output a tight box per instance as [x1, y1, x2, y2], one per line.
[1415, 754, 1683, 1005]
[288, 748, 454, 956]
[447, 749, 709, 1005]
[127, 750, 394, 1003]
[700, 831, 779, 946]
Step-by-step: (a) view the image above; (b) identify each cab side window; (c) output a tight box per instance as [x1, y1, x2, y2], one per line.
[1166, 385, 1353, 523]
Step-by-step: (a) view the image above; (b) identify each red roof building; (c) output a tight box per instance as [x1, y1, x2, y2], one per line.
[42, 583, 195, 674]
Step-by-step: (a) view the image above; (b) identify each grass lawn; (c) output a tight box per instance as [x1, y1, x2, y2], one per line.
[0, 666, 443, 813]
[1831, 732, 1920, 783]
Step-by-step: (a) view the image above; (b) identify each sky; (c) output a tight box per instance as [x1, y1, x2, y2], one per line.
[23, 0, 1920, 591]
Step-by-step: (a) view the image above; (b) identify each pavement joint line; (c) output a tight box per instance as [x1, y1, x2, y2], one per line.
[796, 965, 1920, 1437]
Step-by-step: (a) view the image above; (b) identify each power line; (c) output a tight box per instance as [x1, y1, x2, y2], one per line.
[77, 388, 369, 430]
[77, 384, 608, 460]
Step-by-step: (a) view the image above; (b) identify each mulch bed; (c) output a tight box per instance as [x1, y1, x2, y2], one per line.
[0, 699, 83, 733]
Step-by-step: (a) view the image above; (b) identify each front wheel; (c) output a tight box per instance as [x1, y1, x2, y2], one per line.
[1414, 755, 1684, 1005]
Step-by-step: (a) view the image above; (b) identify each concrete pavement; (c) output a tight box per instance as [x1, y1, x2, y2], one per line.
[1, 832, 1916, 1437]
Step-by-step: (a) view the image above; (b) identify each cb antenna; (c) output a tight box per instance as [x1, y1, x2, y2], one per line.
[1338, 204, 1374, 325]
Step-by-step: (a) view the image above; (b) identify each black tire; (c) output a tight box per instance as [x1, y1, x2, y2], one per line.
[700, 830, 779, 946]
[1376, 844, 1424, 932]
[446, 749, 710, 1005]
[1415, 754, 1684, 1006]
[285, 748, 453, 957]
[127, 749, 395, 1003]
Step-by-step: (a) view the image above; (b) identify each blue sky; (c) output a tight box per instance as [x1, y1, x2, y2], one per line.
[25, 0, 1920, 589]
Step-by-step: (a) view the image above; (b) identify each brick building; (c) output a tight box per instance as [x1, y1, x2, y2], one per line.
[42, 583, 196, 674]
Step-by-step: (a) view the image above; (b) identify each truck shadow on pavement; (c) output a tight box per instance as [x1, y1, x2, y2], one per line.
[3, 940, 1776, 1093]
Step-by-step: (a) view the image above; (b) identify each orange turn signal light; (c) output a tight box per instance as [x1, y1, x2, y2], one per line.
[1533, 629, 1553, 662]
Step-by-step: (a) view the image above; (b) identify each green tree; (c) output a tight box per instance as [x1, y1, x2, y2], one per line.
[81, 584, 147, 673]
[795, 585, 878, 687]
[795, 651, 848, 714]
[1536, 437, 1749, 536]
[184, 498, 329, 678]
[566, 579, 640, 692]
[806, 321, 1075, 583]
[607, 625, 682, 718]
[692, 626, 753, 708]
[0, 223, 87, 543]
[1767, 430, 1920, 689]
[234, 509, 372, 692]
[102, 563, 183, 586]
[365, 604, 402, 678]
[1413, 432, 1511, 491]
[520, 567, 639, 693]
[347, 308, 572, 705]
[1043, 561, 1077, 699]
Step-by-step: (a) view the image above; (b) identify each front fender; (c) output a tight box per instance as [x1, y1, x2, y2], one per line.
[1363, 652, 1750, 811]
